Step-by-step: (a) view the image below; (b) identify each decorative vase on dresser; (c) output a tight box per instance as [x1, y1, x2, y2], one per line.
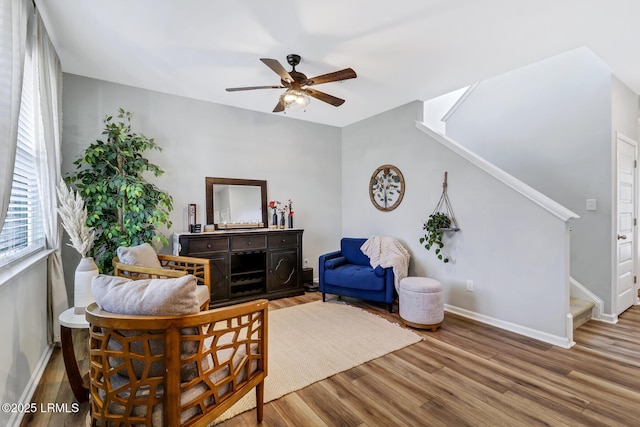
[74, 256, 99, 314]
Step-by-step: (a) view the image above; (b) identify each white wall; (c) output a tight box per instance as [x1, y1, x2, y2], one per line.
[0, 256, 51, 427]
[444, 47, 620, 313]
[342, 101, 571, 342]
[61, 74, 343, 291]
[612, 76, 639, 141]
[423, 86, 469, 134]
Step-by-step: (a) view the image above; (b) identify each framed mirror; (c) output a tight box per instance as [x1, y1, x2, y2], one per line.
[206, 177, 267, 229]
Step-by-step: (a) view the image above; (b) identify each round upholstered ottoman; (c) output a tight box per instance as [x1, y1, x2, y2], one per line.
[399, 277, 444, 331]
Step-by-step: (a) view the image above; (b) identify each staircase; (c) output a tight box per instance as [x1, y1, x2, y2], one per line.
[570, 298, 594, 329]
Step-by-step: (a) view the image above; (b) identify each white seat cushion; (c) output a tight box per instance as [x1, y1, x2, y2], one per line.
[400, 276, 442, 293]
[195, 284, 210, 307]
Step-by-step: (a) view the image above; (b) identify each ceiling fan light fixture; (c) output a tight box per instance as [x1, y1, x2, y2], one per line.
[226, 55, 355, 113]
[280, 88, 310, 109]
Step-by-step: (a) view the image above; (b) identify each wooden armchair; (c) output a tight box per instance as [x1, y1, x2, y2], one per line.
[113, 254, 212, 309]
[86, 299, 268, 426]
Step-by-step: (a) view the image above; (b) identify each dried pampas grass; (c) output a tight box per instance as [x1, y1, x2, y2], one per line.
[57, 179, 95, 257]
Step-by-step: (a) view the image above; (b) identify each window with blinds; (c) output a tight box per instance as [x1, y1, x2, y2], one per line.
[0, 50, 45, 267]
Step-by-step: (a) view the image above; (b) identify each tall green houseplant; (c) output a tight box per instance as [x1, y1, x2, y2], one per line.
[66, 109, 173, 273]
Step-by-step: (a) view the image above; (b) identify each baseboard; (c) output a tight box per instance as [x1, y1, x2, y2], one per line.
[565, 313, 575, 348]
[591, 312, 618, 324]
[444, 304, 574, 349]
[7, 345, 54, 427]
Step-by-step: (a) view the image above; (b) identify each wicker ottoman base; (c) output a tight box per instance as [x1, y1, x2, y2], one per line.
[401, 318, 442, 332]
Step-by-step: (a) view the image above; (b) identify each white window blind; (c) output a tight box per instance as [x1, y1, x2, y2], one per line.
[0, 49, 45, 267]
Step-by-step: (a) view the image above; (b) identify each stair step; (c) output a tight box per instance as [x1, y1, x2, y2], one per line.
[570, 298, 594, 329]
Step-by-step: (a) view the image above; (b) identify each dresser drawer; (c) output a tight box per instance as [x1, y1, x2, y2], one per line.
[268, 232, 299, 248]
[231, 235, 267, 251]
[187, 237, 229, 254]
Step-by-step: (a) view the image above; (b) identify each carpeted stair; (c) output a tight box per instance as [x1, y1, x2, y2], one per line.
[570, 297, 594, 330]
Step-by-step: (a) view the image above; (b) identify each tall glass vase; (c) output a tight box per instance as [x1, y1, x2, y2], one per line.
[280, 212, 285, 229]
[272, 210, 278, 228]
[74, 256, 99, 314]
[288, 215, 293, 228]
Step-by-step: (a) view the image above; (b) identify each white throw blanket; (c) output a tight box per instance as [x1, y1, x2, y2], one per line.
[360, 236, 410, 292]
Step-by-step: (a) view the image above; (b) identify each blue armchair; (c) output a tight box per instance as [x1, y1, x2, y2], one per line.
[319, 238, 395, 312]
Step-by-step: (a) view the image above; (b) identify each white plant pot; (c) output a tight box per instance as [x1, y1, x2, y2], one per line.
[74, 256, 99, 315]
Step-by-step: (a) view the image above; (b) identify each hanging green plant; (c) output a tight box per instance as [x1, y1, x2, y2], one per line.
[420, 171, 459, 263]
[420, 212, 451, 263]
[65, 108, 173, 273]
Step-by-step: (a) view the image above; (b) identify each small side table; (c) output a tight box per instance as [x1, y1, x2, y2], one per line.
[59, 307, 89, 403]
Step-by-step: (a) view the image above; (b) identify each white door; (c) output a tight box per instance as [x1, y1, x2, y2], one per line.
[615, 133, 637, 315]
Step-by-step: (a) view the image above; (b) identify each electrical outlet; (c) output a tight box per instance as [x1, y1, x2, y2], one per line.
[304, 258, 309, 268]
[466, 280, 474, 292]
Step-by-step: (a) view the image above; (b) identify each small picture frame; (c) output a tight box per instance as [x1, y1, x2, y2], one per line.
[188, 204, 197, 225]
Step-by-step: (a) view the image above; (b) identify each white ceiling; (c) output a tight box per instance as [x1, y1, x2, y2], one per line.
[37, 0, 640, 128]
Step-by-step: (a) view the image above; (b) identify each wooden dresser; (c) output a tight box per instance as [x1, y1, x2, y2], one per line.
[173, 229, 304, 308]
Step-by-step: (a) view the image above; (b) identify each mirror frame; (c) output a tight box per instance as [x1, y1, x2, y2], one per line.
[369, 164, 405, 212]
[205, 177, 268, 228]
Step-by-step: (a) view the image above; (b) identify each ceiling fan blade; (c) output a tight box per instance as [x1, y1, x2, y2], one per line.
[273, 99, 285, 113]
[226, 85, 284, 92]
[260, 58, 294, 83]
[304, 68, 357, 86]
[304, 88, 345, 107]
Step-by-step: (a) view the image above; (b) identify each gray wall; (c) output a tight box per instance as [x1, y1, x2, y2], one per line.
[61, 74, 343, 297]
[342, 101, 571, 341]
[445, 47, 628, 313]
[612, 75, 639, 141]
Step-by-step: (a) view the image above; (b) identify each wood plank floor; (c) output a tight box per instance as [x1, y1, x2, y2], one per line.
[21, 292, 640, 426]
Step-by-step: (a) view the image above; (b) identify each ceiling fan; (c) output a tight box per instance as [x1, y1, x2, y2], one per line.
[226, 54, 357, 113]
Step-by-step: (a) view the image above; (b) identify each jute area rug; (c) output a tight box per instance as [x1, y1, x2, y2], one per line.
[212, 300, 422, 424]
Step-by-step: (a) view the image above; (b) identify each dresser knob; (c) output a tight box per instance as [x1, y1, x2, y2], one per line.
[207, 243, 212, 249]
[281, 238, 286, 243]
[248, 241, 252, 245]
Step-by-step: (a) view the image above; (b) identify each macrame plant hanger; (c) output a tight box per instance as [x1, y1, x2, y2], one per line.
[432, 171, 460, 231]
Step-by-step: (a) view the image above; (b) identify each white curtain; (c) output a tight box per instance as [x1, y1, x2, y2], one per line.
[0, 0, 29, 229]
[34, 10, 68, 344]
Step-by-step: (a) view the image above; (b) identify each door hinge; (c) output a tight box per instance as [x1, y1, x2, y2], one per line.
[635, 218, 637, 226]
[635, 160, 638, 168]
[635, 276, 637, 284]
